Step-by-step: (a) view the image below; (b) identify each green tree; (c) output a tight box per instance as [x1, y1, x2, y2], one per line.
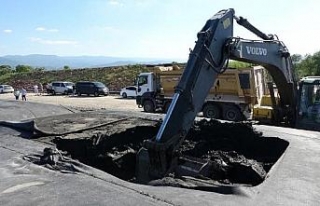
[294, 51, 320, 78]
[291, 54, 302, 66]
[63, 65, 71, 70]
[228, 60, 252, 68]
[312, 51, 320, 75]
[15, 65, 33, 73]
[291, 54, 303, 79]
[0, 65, 13, 75]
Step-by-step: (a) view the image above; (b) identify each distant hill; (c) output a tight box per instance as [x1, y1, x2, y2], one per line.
[0, 54, 185, 70]
[0, 56, 20, 66]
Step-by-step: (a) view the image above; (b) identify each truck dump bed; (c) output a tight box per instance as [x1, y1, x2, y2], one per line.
[156, 65, 267, 106]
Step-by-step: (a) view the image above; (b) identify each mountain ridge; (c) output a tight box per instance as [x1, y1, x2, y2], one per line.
[0, 54, 184, 69]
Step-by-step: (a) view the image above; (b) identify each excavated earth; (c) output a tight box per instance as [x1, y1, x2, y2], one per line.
[34, 112, 288, 191]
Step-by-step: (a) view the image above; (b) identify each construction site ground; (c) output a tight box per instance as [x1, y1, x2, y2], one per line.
[0, 94, 319, 205]
[0, 92, 142, 113]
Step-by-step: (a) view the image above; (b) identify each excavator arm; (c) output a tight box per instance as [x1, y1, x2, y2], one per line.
[227, 38, 297, 124]
[136, 8, 296, 182]
[156, 8, 234, 145]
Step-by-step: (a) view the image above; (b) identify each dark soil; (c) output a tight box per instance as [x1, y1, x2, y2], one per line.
[53, 119, 288, 190]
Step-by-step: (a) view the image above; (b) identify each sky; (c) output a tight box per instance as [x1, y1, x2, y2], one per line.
[0, 0, 319, 61]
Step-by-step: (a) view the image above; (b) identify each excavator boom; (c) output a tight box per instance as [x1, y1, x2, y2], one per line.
[156, 9, 234, 145]
[136, 9, 234, 182]
[136, 8, 296, 182]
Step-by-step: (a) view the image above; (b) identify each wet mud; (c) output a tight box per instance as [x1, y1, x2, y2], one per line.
[52, 118, 288, 189]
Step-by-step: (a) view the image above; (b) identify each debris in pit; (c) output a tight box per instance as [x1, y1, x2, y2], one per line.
[50, 119, 288, 190]
[23, 147, 87, 174]
[40, 147, 61, 165]
[53, 122, 161, 180]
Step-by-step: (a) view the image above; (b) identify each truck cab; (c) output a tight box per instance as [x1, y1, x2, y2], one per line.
[136, 72, 155, 96]
[136, 72, 157, 112]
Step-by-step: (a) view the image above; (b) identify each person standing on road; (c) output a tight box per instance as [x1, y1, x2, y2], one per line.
[72, 84, 76, 96]
[34, 84, 39, 95]
[39, 83, 44, 96]
[14, 89, 20, 100]
[21, 88, 27, 101]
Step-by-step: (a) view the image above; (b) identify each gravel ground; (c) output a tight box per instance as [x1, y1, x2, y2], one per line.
[0, 92, 141, 112]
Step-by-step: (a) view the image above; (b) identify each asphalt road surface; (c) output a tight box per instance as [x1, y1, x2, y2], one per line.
[0, 98, 319, 206]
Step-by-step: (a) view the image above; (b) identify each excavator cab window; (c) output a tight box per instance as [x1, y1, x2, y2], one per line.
[314, 88, 320, 103]
[298, 83, 320, 123]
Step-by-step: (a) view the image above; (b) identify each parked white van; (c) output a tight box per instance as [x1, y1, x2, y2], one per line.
[47, 81, 74, 95]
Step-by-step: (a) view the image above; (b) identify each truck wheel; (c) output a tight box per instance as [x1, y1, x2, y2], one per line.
[94, 91, 99, 97]
[223, 105, 242, 121]
[143, 100, 155, 113]
[203, 104, 221, 119]
[122, 92, 127, 98]
[77, 92, 81, 96]
[52, 90, 56, 95]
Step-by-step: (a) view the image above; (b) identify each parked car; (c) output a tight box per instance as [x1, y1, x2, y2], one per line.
[47, 81, 74, 95]
[0, 85, 14, 93]
[120, 86, 137, 98]
[75, 81, 109, 97]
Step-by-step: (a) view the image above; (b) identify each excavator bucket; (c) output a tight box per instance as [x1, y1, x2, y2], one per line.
[136, 144, 215, 183]
[136, 147, 151, 183]
[174, 156, 213, 177]
[136, 139, 175, 183]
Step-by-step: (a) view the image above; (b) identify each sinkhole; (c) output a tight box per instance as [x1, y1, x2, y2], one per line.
[52, 119, 288, 191]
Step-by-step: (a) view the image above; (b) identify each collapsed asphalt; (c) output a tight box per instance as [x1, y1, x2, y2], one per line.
[48, 118, 288, 190]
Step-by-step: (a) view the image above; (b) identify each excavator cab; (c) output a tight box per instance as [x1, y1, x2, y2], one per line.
[296, 76, 320, 130]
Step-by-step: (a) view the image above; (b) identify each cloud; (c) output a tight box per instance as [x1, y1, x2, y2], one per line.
[108, 0, 124, 6]
[35, 27, 59, 32]
[30, 37, 78, 45]
[36, 27, 46, 31]
[3, 29, 12, 33]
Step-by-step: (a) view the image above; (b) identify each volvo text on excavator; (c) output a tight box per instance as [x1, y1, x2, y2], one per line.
[136, 8, 320, 183]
